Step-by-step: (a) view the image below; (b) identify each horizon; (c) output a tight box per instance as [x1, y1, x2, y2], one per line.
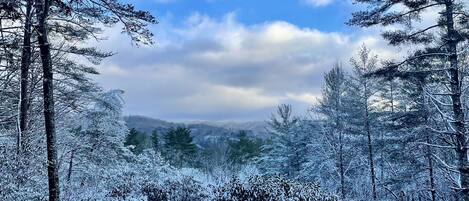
[3, 1, 469, 200]
[123, 114, 268, 124]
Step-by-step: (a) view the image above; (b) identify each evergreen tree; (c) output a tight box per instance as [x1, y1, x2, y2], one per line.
[369, 54, 453, 200]
[349, 1, 469, 199]
[151, 129, 159, 152]
[124, 128, 147, 155]
[314, 63, 353, 199]
[227, 130, 262, 165]
[197, 136, 231, 171]
[163, 127, 198, 167]
[348, 45, 380, 200]
[259, 104, 312, 179]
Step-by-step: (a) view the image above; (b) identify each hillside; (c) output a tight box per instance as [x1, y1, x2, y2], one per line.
[123, 115, 270, 145]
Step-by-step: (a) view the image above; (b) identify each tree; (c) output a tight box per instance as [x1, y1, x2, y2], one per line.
[163, 127, 198, 167]
[259, 104, 312, 179]
[124, 128, 147, 155]
[259, 104, 297, 176]
[227, 130, 261, 165]
[61, 90, 132, 199]
[151, 129, 159, 152]
[349, 1, 469, 199]
[315, 63, 351, 199]
[27, 0, 156, 199]
[1, 0, 158, 200]
[348, 45, 380, 200]
[34, 0, 60, 199]
[18, 0, 33, 154]
[395, 63, 438, 201]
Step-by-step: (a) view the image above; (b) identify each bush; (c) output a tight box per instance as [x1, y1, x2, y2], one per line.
[214, 176, 337, 201]
[142, 176, 210, 201]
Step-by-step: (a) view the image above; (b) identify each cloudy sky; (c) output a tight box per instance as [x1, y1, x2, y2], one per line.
[93, 0, 402, 121]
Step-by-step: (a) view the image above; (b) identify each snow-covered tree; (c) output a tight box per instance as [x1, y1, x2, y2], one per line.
[258, 104, 313, 179]
[311, 63, 358, 199]
[349, 1, 469, 199]
[60, 90, 130, 199]
[163, 127, 198, 168]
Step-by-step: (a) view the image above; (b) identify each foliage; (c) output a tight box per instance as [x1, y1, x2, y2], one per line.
[163, 127, 198, 167]
[214, 176, 337, 201]
[227, 131, 262, 165]
[124, 128, 148, 154]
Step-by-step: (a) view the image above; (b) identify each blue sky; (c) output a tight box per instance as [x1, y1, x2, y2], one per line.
[94, 0, 397, 121]
[133, 0, 357, 33]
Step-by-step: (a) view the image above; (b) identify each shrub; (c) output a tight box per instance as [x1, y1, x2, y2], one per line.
[142, 176, 210, 201]
[214, 176, 337, 201]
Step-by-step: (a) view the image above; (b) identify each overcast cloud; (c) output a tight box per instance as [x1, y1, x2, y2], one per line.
[92, 12, 399, 121]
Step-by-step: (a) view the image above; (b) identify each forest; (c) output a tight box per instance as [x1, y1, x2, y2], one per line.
[0, 0, 469, 200]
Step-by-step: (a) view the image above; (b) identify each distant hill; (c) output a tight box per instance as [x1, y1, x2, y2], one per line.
[124, 115, 178, 134]
[184, 120, 271, 138]
[123, 116, 270, 146]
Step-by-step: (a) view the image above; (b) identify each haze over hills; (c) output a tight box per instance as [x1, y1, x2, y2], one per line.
[123, 115, 271, 145]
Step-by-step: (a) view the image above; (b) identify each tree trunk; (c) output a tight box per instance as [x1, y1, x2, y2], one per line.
[338, 132, 345, 200]
[35, 0, 60, 200]
[67, 149, 75, 182]
[365, 84, 377, 201]
[18, 0, 33, 154]
[366, 120, 377, 201]
[444, 2, 469, 200]
[335, 90, 346, 199]
[425, 135, 436, 201]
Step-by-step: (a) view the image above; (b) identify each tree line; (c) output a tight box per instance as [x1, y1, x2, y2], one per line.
[256, 1, 469, 200]
[124, 127, 262, 170]
[1, 0, 155, 200]
[1, 0, 468, 200]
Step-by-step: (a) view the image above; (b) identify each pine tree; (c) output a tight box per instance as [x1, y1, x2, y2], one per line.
[259, 104, 312, 179]
[349, 1, 469, 199]
[371, 54, 447, 200]
[228, 130, 262, 165]
[315, 63, 351, 199]
[34, 0, 61, 199]
[151, 129, 159, 152]
[124, 128, 146, 155]
[348, 45, 380, 200]
[18, 0, 33, 154]
[0, 0, 157, 199]
[163, 127, 198, 167]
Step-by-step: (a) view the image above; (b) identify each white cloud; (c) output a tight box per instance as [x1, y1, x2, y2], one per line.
[92, 13, 396, 121]
[178, 85, 280, 113]
[302, 0, 334, 7]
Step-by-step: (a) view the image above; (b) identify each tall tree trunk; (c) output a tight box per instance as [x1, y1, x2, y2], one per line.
[426, 135, 436, 201]
[365, 84, 377, 201]
[18, 0, 33, 154]
[35, 0, 60, 200]
[444, 1, 469, 200]
[334, 90, 346, 199]
[338, 132, 345, 200]
[366, 118, 377, 201]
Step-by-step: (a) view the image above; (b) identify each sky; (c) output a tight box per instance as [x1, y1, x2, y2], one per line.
[93, 0, 402, 122]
